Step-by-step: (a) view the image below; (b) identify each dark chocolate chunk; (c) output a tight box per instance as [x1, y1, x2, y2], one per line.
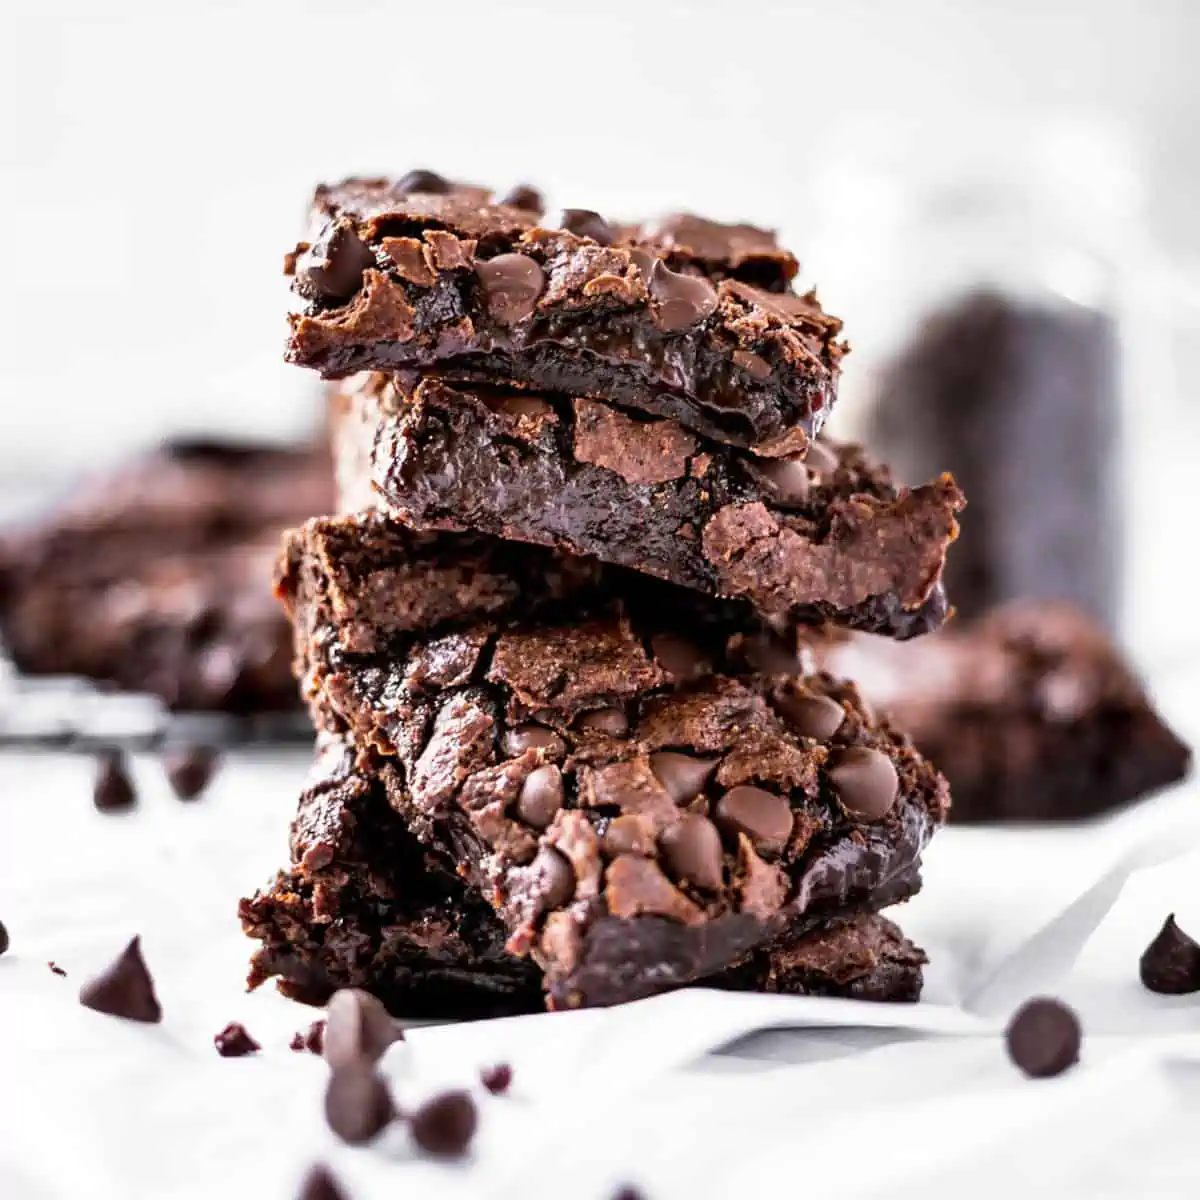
[1139, 915, 1200, 995]
[409, 1090, 478, 1158]
[499, 184, 544, 212]
[476, 253, 545, 324]
[323, 987, 404, 1068]
[93, 751, 136, 813]
[649, 752, 717, 803]
[577, 707, 630, 737]
[480, 1063, 513, 1094]
[1005, 997, 1081, 1078]
[323, 1065, 394, 1145]
[394, 169, 451, 196]
[530, 847, 576, 911]
[214, 1021, 261, 1057]
[660, 814, 724, 890]
[515, 765, 564, 829]
[0, 920, 8, 956]
[558, 208, 614, 245]
[163, 744, 219, 800]
[79, 936, 162, 1023]
[290, 1019, 327, 1054]
[775, 692, 845, 740]
[648, 259, 719, 331]
[505, 723, 566, 757]
[828, 746, 900, 823]
[301, 223, 377, 302]
[297, 1164, 349, 1200]
[650, 633, 708, 681]
[715, 787, 793, 856]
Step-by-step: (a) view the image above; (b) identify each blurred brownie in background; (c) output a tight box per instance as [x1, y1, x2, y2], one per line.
[0, 439, 332, 713]
[868, 290, 1120, 628]
[815, 600, 1190, 823]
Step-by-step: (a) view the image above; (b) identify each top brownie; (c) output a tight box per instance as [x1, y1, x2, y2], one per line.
[285, 172, 845, 455]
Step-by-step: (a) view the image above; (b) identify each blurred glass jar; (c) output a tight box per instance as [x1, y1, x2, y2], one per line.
[803, 116, 1198, 667]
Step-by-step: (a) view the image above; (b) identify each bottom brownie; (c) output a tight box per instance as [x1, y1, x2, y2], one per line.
[816, 600, 1191, 823]
[239, 738, 927, 1015]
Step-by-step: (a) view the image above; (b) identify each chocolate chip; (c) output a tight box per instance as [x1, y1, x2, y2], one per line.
[648, 259, 719, 332]
[660, 814, 724, 890]
[163, 744, 218, 800]
[500, 184, 544, 212]
[828, 747, 899, 822]
[214, 1022, 260, 1058]
[301, 222, 377, 302]
[79, 936, 162, 1023]
[650, 633, 708, 681]
[715, 786, 793, 856]
[505, 723, 566, 757]
[558, 208, 614, 245]
[410, 1090, 478, 1158]
[297, 1164, 348, 1200]
[394, 168, 450, 195]
[48, 961, 65, 977]
[515, 764, 564, 829]
[1140, 914, 1200, 994]
[740, 633, 804, 676]
[649, 751, 717, 803]
[754, 455, 811, 506]
[531, 846, 576, 911]
[804, 439, 839, 478]
[613, 1187, 647, 1200]
[323, 988, 403, 1069]
[476, 253, 545, 324]
[0, 920, 8, 956]
[93, 750, 136, 813]
[324, 1065, 394, 1145]
[1005, 997, 1081, 1078]
[480, 1063, 513, 1094]
[776, 692, 845, 740]
[732, 348, 772, 380]
[290, 1019, 326, 1054]
[577, 706, 630, 736]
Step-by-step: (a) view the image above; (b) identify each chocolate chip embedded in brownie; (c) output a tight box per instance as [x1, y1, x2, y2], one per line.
[277, 515, 950, 1008]
[0, 439, 331, 713]
[240, 736, 928, 1013]
[285, 175, 845, 455]
[337, 373, 962, 641]
[815, 600, 1191, 823]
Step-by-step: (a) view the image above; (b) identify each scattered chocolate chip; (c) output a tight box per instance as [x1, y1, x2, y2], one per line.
[1140, 914, 1200, 994]
[803, 439, 839, 478]
[214, 1021, 261, 1058]
[394, 168, 450, 196]
[1005, 997, 1081, 1078]
[828, 747, 899, 822]
[558, 208, 614, 245]
[505, 723, 566, 757]
[499, 184, 544, 212]
[480, 1063, 513, 1094]
[0, 920, 8, 956]
[648, 259, 719, 332]
[531, 846, 576, 911]
[163, 744, 219, 800]
[48, 961, 66, 977]
[324, 1065, 394, 1145]
[715, 786, 793, 856]
[297, 1164, 348, 1200]
[515, 764, 564, 829]
[577, 706, 630, 737]
[775, 691, 845, 740]
[301, 222, 377, 302]
[323, 988, 403, 1069]
[650, 633, 708, 681]
[612, 1188, 647, 1200]
[79, 936, 162, 1023]
[649, 752, 717, 803]
[290, 1019, 326, 1054]
[660, 814, 725, 890]
[476, 253, 545, 324]
[732, 348, 772, 380]
[754, 455, 811, 506]
[93, 750, 136, 813]
[409, 1090, 478, 1158]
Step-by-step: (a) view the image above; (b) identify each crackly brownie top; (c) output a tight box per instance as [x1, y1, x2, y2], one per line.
[285, 172, 843, 454]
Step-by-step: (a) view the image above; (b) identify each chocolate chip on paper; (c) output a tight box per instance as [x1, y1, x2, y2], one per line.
[79, 935, 162, 1023]
[323, 988, 404, 1069]
[214, 1022, 261, 1058]
[93, 750, 136, 813]
[1140, 914, 1200, 995]
[480, 1063, 513, 1095]
[323, 1065, 394, 1145]
[1005, 997, 1081, 1079]
[409, 1089, 478, 1158]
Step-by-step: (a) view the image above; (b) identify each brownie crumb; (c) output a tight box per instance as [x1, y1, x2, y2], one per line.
[48, 961, 65, 977]
[290, 1019, 326, 1054]
[297, 1164, 348, 1200]
[323, 988, 402, 1068]
[163, 744, 220, 800]
[1005, 997, 1081, 1078]
[1140, 914, 1200, 995]
[0, 920, 8, 956]
[480, 1063, 513, 1095]
[409, 1090, 478, 1158]
[323, 1065, 394, 1145]
[214, 1021, 261, 1057]
[93, 750, 136, 813]
[78, 935, 162, 1023]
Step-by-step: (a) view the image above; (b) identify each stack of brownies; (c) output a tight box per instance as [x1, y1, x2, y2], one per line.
[240, 173, 966, 1013]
